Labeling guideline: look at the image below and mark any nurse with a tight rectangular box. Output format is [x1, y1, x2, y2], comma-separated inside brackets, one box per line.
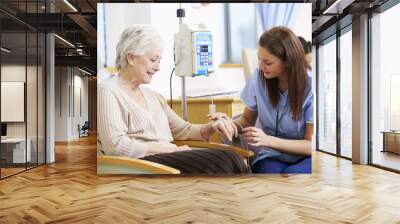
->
[211, 26, 314, 174]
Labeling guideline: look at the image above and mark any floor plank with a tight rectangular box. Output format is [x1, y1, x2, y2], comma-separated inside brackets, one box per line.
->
[372, 150, 400, 171]
[0, 135, 399, 223]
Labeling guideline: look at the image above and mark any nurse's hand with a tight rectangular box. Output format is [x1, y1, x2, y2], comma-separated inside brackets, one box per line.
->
[242, 127, 272, 147]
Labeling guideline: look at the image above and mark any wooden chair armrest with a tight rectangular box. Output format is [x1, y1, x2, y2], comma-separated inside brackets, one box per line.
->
[172, 140, 254, 158]
[97, 156, 180, 174]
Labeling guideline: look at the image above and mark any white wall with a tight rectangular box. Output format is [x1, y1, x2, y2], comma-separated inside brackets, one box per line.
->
[98, 3, 311, 98]
[98, 3, 228, 97]
[1, 65, 28, 138]
[103, 3, 152, 68]
[55, 67, 89, 141]
[72, 74, 89, 138]
[55, 67, 69, 141]
[292, 3, 312, 41]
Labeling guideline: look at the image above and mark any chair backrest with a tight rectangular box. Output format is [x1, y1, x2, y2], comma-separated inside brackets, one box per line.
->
[241, 48, 258, 81]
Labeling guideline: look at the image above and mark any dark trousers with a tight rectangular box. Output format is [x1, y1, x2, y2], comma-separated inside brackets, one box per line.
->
[252, 156, 312, 174]
[142, 149, 250, 174]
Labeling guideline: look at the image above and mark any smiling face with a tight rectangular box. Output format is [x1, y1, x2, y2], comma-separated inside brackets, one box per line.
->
[258, 46, 286, 79]
[127, 49, 162, 84]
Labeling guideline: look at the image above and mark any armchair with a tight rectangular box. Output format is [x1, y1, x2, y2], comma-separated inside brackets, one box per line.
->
[97, 156, 181, 174]
[242, 48, 258, 81]
[97, 140, 254, 174]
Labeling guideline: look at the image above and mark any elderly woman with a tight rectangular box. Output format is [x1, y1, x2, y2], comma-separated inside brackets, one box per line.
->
[98, 25, 248, 174]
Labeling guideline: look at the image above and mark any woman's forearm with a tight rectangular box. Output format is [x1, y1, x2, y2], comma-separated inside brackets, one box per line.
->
[268, 136, 312, 156]
[145, 141, 182, 155]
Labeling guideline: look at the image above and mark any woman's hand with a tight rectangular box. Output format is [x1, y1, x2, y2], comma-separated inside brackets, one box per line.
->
[242, 127, 273, 147]
[208, 112, 230, 121]
[209, 117, 238, 141]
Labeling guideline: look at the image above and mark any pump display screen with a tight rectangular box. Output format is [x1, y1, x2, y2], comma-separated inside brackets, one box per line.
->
[200, 45, 208, 52]
[194, 31, 213, 75]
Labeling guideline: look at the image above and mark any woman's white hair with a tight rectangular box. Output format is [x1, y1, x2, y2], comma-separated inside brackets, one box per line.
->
[115, 25, 163, 70]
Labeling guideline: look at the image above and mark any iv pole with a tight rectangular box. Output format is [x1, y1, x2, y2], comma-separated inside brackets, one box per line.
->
[177, 4, 188, 121]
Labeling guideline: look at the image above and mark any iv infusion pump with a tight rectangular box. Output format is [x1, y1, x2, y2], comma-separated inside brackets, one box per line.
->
[174, 23, 214, 77]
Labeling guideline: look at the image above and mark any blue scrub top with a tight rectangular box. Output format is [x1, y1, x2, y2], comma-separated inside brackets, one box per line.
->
[240, 69, 314, 164]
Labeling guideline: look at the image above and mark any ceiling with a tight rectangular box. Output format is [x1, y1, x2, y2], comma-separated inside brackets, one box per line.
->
[309, 0, 391, 43]
[0, 0, 394, 74]
[0, 0, 98, 74]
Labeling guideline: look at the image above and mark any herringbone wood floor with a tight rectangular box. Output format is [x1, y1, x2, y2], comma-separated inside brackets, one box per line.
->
[1, 135, 400, 223]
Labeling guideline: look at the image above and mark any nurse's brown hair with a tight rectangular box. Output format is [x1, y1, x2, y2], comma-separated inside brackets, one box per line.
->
[258, 26, 308, 121]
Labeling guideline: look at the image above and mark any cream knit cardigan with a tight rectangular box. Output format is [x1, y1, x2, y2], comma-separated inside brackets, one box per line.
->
[98, 76, 205, 158]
